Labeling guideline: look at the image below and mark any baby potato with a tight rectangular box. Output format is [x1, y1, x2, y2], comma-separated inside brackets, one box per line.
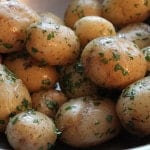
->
[4, 51, 59, 93]
[74, 16, 116, 48]
[59, 61, 98, 98]
[55, 96, 120, 148]
[142, 46, 150, 71]
[26, 22, 80, 65]
[32, 89, 67, 118]
[117, 23, 150, 49]
[116, 76, 150, 136]
[6, 110, 57, 150]
[0, 0, 40, 53]
[81, 36, 146, 89]
[102, 0, 150, 27]
[40, 12, 64, 25]
[0, 64, 31, 132]
[64, 0, 102, 28]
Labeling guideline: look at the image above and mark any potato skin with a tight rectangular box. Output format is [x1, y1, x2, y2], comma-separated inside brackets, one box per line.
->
[0, 64, 31, 132]
[4, 51, 59, 93]
[74, 16, 116, 48]
[26, 22, 80, 65]
[0, 0, 40, 53]
[64, 0, 102, 28]
[116, 76, 150, 136]
[81, 36, 146, 89]
[6, 111, 57, 150]
[55, 96, 120, 148]
[117, 23, 150, 49]
[32, 89, 67, 118]
[102, 0, 150, 27]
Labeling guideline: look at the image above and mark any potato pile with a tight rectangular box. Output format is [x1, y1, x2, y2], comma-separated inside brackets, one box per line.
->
[0, 0, 150, 149]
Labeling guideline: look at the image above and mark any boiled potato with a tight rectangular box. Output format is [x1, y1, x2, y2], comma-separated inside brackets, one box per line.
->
[32, 89, 67, 118]
[0, 0, 40, 53]
[117, 23, 150, 49]
[26, 22, 80, 65]
[102, 0, 150, 27]
[116, 76, 150, 136]
[74, 16, 116, 48]
[55, 96, 120, 148]
[64, 0, 102, 28]
[81, 36, 146, 89]
[40, 12, 64, 25]
[0, 64, 31, 132]
[4, 51, 59, 93]
[6, 110, 57, 150]
[59, 61, 98, 98]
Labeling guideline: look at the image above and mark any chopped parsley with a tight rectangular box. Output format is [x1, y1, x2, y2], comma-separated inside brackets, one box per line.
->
[47, 32, 55, 40]
[65, 105, 76, 111]
[11, 116, 18, 125]
[3, 43, 13, 49]
[45, 100, 59, 112]
[114, 63, 129, 76]
[31, 47, 39, 54]
[106, 115, 113, 123]
[112, 52, 120, 61]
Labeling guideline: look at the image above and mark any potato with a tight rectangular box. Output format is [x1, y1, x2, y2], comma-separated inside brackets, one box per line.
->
[6, 110, 57, 150]
[40, 12, 64, 25]
[81, 36, 146, 89]
[64, 0, 102, 28]
[59, 61, 98, 98]
[0, 64, 31, 132]
[116, 76, 150, 136]
[102, 0, 150, 27]
[117, 23, 150, 49]
[0, 0, 40, 53]
[55, 96, 120, 148]
[26, 22, 80, 65]
[4, 51, 59, 93]
[32, 89, 67, 118]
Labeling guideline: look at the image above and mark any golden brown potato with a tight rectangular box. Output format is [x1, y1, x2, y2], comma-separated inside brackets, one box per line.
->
[74, 16, 116, 48]
[142, 46, 150, 71]
[116, 76, 150, 136]
[26, 22, 80, 65]
[0, 64, 31, 132]
[117, 23, 150, 49]
[102, 0, 150, 27]
[81, 36, 146, 89]
[64, 0, 102, 28]
[32, 89, 67, 118]
[0, 0, 40, 53]
[55, 96, 120, 148]
[4, 51, 59, 93]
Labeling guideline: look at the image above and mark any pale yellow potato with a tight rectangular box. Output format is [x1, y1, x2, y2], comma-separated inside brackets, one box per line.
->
[6, 111, 57, 150]
[116, 76, 150, 136]
[32, 89, 67, 118]
[117, 23, 150, 49]
[59, 61, 98, 98]
[0, 64, 31, 132]
[81, 36, 146, 89]
[142, 46, 150, 71]
[74, 16, 116, 48]
[4, 51, 59, 93]
[55, 96, 120, 148]
[40, 12, 64, 25]
[102, 0, 150, 27]
[64, 0, 102, 28]
[26, 22, 80, 65]
[0, 0, 40, 53]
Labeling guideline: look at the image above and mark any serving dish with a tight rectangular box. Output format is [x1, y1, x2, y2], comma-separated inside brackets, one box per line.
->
[0, 0, 150, 149]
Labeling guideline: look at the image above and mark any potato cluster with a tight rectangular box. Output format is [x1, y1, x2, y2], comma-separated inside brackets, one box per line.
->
[0, 0, 150, 150]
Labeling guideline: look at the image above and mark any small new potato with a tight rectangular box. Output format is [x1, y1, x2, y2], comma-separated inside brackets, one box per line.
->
[4, 51, 59, 93]
[55, 96, 120, 148]
[74, 16, 116, 48]
[6, 110, 57, 150]
[117, 23, 150, 49]
[26, 22, 80, 65]
[0, 64, 31, 132]
[0, 0, 40, 53]
[81, 36, 146, 89]
[32, 89, 67, 118]
[64, 0, 102, 28]
[116, 76, 150, 136]
[102, 0, 150, 27]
